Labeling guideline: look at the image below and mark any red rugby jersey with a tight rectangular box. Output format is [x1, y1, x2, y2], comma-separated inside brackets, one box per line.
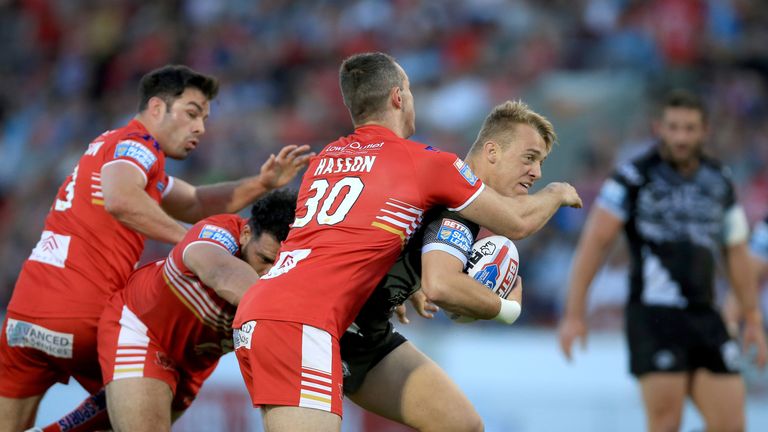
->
[9, 119, 170, 318]
[234, 125, 484, 338]
[117, 214, 244, 365]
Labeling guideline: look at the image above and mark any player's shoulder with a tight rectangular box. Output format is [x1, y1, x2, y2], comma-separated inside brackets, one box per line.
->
[194, 214, 244, 232]
[188, 214, 244, 255]
[613, 146, 658, 186]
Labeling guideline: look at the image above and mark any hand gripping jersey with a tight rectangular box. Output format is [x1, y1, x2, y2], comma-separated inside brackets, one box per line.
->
[100, 214, 244, 384]
[595, 147, 746, 308]
[234, 125, 484, 338]
[9, 120, 170, 318]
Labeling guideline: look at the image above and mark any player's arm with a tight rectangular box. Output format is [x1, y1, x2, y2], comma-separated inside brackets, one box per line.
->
[723, 207, 767, 367]
[183, 242, 259, 306]
[161, 145, 312, 223]
[458, 182, 581, 240]
[101, 162, 187, 244]
[420, 250, 518, 322]
[558, 206, 623, 360]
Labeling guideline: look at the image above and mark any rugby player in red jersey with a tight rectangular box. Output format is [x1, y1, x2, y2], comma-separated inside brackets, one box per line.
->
[0, 65, 311, 431]
[232, 52, 582, 432]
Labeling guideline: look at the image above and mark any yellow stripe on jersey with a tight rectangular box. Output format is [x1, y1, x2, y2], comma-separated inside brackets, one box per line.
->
[300, 393, 332, 403]
[91, 199, 104, 206]
[371, 221, 405, 242]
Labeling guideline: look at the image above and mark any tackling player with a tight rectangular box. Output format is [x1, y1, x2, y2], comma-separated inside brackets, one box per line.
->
[341, 100, 555, 431]
[0, 65, 311, 431]
[232, 52, 582, 432]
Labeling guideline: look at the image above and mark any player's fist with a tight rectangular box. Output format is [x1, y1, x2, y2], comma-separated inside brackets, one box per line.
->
[545, 182, 582, 208]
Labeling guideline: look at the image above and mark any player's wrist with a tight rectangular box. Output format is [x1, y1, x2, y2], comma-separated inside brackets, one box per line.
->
[493, 298, 521, 325]
[744, 308, 763, 325]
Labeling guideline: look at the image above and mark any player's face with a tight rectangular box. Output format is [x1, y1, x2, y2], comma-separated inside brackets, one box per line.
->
[395, 64, 416, 137]
[657, 107, 706, 166]
[241, 231, 280, 276]
[157, 88, 210, 160]
[488, 124, 548, 197]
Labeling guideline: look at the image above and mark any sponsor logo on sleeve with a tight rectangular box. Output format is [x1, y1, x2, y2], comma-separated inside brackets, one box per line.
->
[29, 230, 70, 268]
[114, 140, 157, 171]
[437, 218, 472, 253]
[6, 319, 74, 358]
[453, 158, 478, 186]
[233, 320, 256, 350]
[198, 225, 239, 255]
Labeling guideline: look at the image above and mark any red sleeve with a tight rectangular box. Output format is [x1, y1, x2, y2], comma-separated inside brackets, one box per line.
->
[410, 145, 485, 211]
[170, 215, 244, 274]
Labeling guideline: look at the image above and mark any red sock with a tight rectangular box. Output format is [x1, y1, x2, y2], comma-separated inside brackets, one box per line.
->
[40, 388, 111, 432]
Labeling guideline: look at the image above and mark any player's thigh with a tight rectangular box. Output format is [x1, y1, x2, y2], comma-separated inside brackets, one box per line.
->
[262, 405, 341, 432]
[348, 341, 482, 432]
[0, 394, 43, 432]
[638, 373, 688, 432]
[106, 377, 174, 432]
[690, 369, 745, 432]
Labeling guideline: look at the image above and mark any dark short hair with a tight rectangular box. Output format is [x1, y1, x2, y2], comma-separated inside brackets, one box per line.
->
[248, 189, 298, 242]
[137, 65, 219, 112]
[339, 52, 404, 125]
[661, 89, 707, 123]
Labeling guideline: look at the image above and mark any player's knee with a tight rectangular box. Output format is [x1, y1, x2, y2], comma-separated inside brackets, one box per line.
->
[705, 417, 744, 432]
[426, 411, 483, 432]
[647, 414, 681, 432]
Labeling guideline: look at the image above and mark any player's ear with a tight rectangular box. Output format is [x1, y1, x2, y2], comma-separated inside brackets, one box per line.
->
[240, 224, 252, 247]
[390, 86, 403, 109]
[484, 140, 498, 164]
[147, 96, 167, 119]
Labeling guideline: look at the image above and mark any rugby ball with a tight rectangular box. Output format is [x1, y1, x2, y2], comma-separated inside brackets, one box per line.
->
[449, 235, 520, 322]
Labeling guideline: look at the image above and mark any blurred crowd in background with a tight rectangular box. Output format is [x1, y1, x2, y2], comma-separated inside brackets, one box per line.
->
[2, 0, 768, 326]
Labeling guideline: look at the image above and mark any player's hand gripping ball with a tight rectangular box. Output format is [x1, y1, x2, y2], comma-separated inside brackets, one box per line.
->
[450, 235, 520, 322]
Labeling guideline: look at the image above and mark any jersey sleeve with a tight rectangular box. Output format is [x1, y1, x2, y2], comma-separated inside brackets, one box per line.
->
[421, 209, 478, 267]
[103, 135, 163, 185]
[412, 146, 484, 211]
[176, 215, 243, 269]
[594, 161, 641, 222]
[719, 168, 748, 246]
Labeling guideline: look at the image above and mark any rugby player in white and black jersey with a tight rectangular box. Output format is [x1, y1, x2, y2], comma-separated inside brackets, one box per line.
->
[341, 100, 556, 432]
[559, 90, 767, 432]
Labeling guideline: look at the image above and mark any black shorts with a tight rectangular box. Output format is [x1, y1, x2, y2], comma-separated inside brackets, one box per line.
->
[625, 304, 740, 377]
[340, 322, 408, 395]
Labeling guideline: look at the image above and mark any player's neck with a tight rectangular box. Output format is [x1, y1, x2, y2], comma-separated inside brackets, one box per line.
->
[356, 117, 409, 139]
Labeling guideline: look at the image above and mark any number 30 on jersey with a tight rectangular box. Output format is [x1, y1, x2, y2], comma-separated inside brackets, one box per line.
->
[293, 177, 363, 227]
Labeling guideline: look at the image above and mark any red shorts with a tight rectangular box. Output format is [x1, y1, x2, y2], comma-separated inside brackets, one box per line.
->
[98, 303, 216, 411]
[0, 312, 102, 398]
[234, 320, 343, 417]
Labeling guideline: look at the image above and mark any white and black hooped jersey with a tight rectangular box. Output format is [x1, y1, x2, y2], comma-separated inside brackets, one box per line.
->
[596, 147, 747, 309]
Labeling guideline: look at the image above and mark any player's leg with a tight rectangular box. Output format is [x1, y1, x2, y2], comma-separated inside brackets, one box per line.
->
[689, 370, 745, 432]
[106, 377, 173, 432]
[688, 310, 745, 432]
[638, 373, 688, 432]
[234, 320, 343, 432]
[348, 341, 483, 432]
[98, 304, 178, 432]
[0, 394, 43, 432]
[262, 406, 341, 432]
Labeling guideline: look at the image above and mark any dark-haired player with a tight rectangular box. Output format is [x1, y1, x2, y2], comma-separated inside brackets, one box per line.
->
[0, 65, 311, 431]
[559, 89, 767, 432]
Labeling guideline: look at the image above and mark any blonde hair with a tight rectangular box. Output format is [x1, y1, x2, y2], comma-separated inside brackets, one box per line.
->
[468, 100, 556, 156]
